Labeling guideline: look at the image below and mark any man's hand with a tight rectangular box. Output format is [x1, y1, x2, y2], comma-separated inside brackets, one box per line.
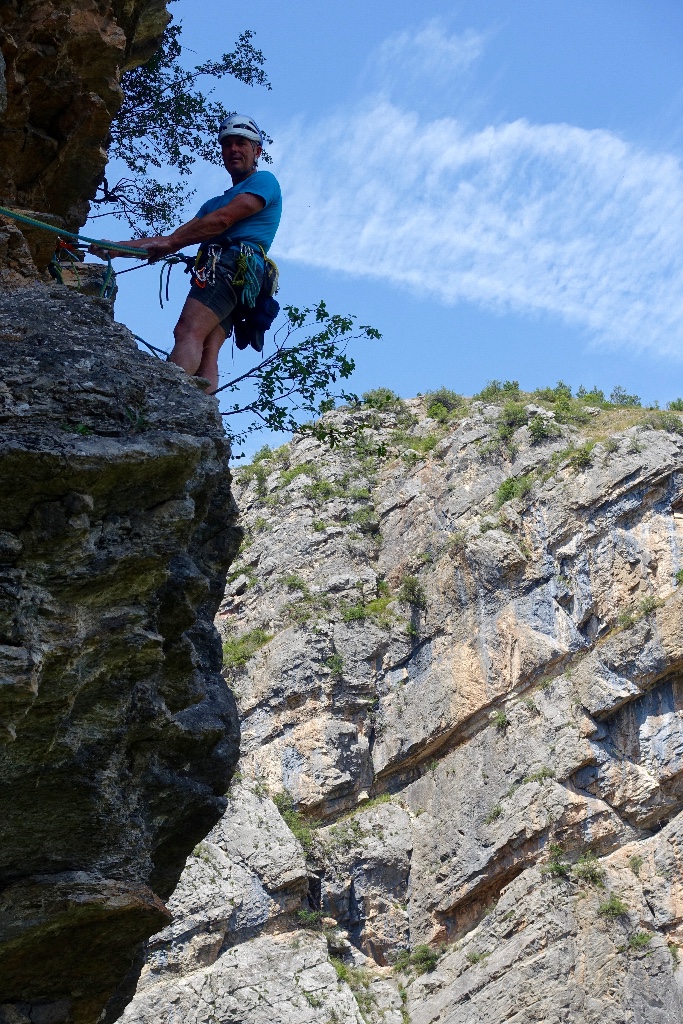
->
[87, 237, 172, 260]
[143, 236, 177, 261]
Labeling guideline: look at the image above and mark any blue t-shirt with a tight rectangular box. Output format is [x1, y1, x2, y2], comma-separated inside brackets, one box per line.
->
[195, 171, 282, 252]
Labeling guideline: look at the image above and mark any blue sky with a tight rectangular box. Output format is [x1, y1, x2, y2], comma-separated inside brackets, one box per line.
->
[92, 0, 683, 456]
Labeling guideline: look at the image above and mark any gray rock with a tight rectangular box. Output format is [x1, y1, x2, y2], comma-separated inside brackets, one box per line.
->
[126, 395, 683, 1022]
[0, 286, 240, 1022]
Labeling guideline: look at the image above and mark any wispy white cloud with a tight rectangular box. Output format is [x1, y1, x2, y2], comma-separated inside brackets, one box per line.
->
[373, 21, 485, 88]
[272, 100, 683, 355]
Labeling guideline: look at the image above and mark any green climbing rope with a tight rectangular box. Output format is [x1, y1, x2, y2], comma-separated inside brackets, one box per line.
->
[0, 205, 149, 258]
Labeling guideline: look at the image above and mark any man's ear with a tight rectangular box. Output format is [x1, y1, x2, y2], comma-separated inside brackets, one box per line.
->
[253, 143, 263, 163]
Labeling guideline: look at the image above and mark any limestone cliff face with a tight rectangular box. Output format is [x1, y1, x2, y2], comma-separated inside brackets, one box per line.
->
[124, 394, 683, 1022]
[0, 286, 241, 1023]
[0, 0, 169, 273]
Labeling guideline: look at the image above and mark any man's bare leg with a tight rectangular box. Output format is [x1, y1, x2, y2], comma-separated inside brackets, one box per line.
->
[170, 297, 222, 375]
[196, 324, 228, 393]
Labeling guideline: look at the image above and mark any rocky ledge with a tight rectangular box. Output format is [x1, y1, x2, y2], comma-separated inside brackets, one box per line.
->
[0, 285, 240, 1024]
[124, 386, 683, 1023]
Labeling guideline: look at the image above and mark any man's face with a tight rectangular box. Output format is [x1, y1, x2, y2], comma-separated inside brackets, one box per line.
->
[221, 135, 261, 174]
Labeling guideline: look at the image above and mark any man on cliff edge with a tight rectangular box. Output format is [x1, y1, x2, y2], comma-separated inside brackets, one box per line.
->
[92, 114, 282, 393]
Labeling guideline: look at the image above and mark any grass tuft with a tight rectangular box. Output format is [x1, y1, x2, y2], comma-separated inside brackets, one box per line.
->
[598, 893, 629, 919]
[541, 843, 570, 879]
[223, 628, 272, 668]
[628, 930, 652, 951]
[273, 791, 317, 852]
[495, 474, 533, 508]
[572, 851, 605, 886]
[628, 854, 644, 876]
[490, 709, 509, 731]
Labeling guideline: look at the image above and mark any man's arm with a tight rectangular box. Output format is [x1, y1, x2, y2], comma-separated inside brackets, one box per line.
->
[90, 192, 265, 260]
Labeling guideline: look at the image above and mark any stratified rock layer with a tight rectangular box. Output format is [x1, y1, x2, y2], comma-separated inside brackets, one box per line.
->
[0, 285, 241, 1023]
[124, 393, 683, 1023]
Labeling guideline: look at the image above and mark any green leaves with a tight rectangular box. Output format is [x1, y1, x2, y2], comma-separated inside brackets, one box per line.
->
[95, 24, 271, 231]
[216, 302, 380, 449]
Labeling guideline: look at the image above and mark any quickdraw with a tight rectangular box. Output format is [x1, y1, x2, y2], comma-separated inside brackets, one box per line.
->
[192, 243, 223, 289]
[48, 237, 116, 299]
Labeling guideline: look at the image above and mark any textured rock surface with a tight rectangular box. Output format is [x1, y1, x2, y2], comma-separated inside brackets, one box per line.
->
[125, 393, 683, 1022]
[0, 284, 241, 1022]
[0, 0, 169, 274]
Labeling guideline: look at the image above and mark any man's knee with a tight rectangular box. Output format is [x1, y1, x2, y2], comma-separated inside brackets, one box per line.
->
[174, 316, 194, 344]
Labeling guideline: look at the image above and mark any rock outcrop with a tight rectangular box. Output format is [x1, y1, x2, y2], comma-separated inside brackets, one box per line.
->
[123, 390, 683, 1022]
[0, 286, 241, 1023]
[0, 0, 169, 274]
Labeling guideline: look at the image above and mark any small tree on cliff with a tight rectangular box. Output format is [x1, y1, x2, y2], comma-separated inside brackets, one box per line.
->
[216, 302, 381, 452]
[95, 11, 382, 450]
[92, 16, 271, 232]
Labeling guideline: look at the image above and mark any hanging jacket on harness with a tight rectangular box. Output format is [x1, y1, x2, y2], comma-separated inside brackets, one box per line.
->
[233, 250, 280, 353]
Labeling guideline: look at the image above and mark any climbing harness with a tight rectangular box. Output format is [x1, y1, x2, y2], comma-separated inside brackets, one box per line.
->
[0, 203, 281, 356]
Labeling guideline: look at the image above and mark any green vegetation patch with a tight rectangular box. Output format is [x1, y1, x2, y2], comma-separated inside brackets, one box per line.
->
[490, 709, 509, 731]
[273, 791, 317, 852]
[528, 415, 559, 444]
[495, 473, 534, 508]
[524, 767, 555, 784]
[223, 627, 272, 668]
[279, 461, 318, 486]
[362, 387, 405, 411]
[572, 851, 605, 886]
[569, 440, 596, 469]
[465, 949, 490, 965]
[628, 854, 644, 876]
[598, 893, 629, 919]
[646, 411, 683, 436]
[410, 944, 441, 975]
[425, 387, 465, 423]
[238, 459, 270, 498]
[282, 573, 309, 593]
[341, 602, 367, 622]
[474, 379, 521, 403]
[541, 843, 570, 879]
[296, 908, 323, 929]
[628, 930, 652, 951]
[392, 944, 442, 975]
[303, 479, 339, 502]
[398, 575, 427, 609]
[324, 654, 344, 677]
[484, 804, 503, 824]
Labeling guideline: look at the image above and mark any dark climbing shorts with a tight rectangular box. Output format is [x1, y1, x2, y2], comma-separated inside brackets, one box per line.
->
[187, 250, 264, 337]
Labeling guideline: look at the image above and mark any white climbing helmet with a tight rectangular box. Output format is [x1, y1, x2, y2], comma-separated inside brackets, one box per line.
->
[218, 114, 263, 146]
